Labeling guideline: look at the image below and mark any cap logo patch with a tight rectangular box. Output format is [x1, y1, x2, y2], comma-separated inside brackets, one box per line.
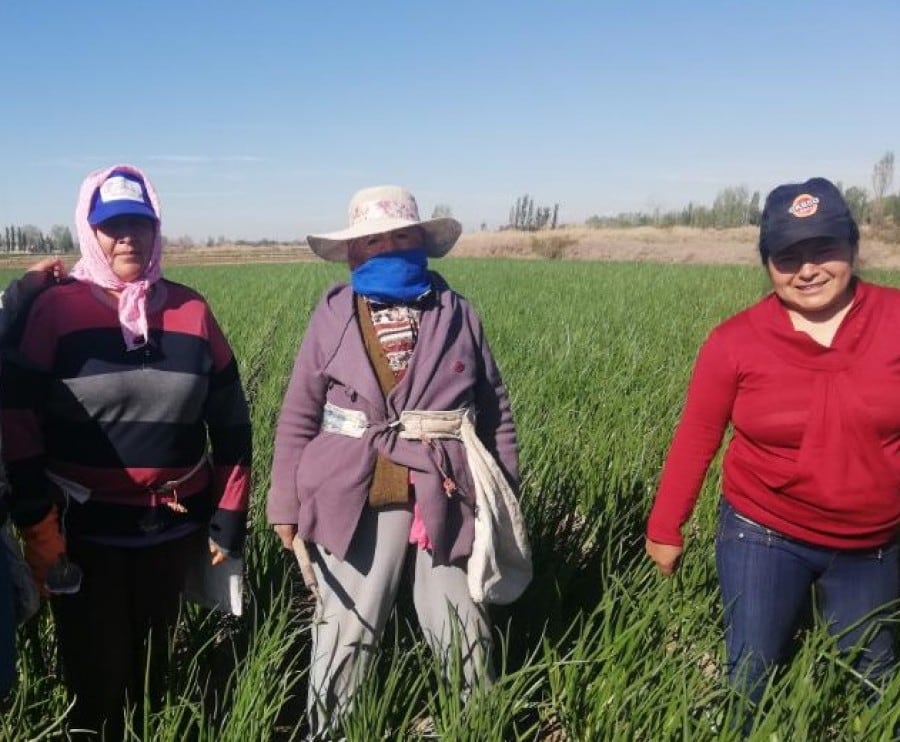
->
[98, 176, 145, 204]
[788, 194, 819, 218]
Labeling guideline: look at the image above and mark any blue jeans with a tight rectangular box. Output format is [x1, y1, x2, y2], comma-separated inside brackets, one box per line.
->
[715, 500, 898, 705]
[0, 544, 16, 699]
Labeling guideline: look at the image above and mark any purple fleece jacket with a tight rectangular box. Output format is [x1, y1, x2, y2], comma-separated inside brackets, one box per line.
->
[267, 273, 519, 565]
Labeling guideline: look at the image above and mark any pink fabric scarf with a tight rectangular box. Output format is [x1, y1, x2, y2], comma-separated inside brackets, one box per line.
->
[71, 164, 163, 351]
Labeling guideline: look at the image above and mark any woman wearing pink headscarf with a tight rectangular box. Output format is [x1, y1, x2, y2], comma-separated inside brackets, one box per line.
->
[1, 164, 252, 736]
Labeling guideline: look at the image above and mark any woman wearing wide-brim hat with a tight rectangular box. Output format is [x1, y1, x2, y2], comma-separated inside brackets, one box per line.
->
[267, 185, 529, 735]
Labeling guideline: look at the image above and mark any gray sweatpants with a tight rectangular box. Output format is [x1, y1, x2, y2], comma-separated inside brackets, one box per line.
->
[307, 505, 493, 734]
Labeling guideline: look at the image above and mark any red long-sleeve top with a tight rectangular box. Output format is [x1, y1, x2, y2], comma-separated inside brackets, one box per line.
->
[647, 279, 900, 550]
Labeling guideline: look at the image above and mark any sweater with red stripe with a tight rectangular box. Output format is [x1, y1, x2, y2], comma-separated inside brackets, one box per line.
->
[647, 279, 900, 550]
[1, 278, 252, 552]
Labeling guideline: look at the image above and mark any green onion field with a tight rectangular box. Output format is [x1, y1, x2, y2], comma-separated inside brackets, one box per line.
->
[6, 259, 900, 741]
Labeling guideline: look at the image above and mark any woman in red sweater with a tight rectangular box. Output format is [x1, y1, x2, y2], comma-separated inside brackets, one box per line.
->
[646, 177, 899, 707]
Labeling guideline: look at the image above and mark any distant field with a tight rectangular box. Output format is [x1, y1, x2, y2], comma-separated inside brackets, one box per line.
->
[6, 260, 900, 739]
[3, 224, 898, 271]
[453, 225, 900, 267]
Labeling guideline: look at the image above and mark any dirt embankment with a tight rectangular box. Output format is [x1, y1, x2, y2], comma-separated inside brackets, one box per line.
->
[453, 226, 900, 269]
[3, 227, 898, 269]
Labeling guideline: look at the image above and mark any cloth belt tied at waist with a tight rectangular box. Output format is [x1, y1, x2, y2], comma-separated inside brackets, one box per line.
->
[320, 402, 532, 604]
[46, 454, 209, 512]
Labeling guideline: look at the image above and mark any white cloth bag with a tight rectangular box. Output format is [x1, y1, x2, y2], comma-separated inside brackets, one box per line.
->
[398, 408, 532, 604]
[322, 404, 532, 604]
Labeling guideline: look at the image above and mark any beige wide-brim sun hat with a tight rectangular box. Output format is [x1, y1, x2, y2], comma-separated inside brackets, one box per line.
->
[306, 185, 462, 263]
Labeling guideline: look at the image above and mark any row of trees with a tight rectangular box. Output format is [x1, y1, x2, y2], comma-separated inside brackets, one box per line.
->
[432, 200, 561, 232]
[871, 151, 895, 227]
[2, 225, 75, 253]
[585, 151, 900, 233]
[508, 195, 559, 231]
[586, 186, 762, 229]
[8, 152, 897, 247]
[0, 228, 309, 253]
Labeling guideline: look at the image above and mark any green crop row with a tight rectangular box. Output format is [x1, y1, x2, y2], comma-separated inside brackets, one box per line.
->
[3, 260, 900, 740]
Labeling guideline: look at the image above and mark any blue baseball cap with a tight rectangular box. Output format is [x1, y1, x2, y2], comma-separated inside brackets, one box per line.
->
[759, 177, 858, 263]
[87, 169, 158, 226]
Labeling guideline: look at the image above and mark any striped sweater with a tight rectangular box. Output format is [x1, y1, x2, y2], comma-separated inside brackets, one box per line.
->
[0, 278, 252, 553]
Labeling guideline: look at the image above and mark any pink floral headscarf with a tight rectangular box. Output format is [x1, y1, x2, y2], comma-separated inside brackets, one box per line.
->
[72, 164, 163, 351]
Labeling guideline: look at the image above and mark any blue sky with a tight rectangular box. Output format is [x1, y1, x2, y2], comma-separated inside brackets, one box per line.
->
[1, 1, 898, 241]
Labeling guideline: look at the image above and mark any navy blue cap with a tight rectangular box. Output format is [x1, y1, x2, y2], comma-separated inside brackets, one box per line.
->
[88, 169, 158, 226]
[759, 177, 858, 262]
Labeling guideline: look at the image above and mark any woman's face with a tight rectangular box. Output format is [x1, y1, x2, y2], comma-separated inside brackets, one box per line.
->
[347, 226, 424, 270]
[93, 215, 156, 282]
[767, 238, 856, 319]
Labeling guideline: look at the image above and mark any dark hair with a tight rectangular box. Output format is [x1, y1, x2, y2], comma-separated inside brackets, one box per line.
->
[759, 229, 860, 265]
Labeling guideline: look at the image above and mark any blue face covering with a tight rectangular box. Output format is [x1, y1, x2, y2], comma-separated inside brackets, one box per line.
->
[351, 247, 431, 303]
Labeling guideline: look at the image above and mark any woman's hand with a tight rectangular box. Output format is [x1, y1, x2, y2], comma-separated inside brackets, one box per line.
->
[19, 506, 67, 597]
[646, 538, 683, 576]
[24, 257, 65, 286]
[273, 524, 297, 550]
[209, 540, 229, 566]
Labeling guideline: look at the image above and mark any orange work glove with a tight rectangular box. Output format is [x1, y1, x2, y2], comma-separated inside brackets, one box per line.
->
[18, 507, 66, 598]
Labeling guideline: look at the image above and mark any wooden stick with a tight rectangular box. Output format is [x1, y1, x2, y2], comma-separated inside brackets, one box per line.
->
[291, 534, 321, 602]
